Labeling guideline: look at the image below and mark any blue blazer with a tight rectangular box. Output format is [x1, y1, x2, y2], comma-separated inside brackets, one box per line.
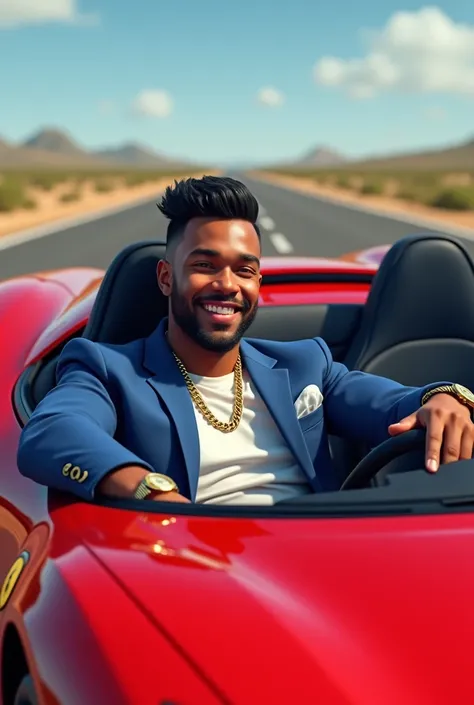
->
[17, 318, 446, 501]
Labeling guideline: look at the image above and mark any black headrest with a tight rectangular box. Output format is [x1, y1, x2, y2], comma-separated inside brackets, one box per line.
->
[343, 233, 474, 373]
[83, 240, 167, 344]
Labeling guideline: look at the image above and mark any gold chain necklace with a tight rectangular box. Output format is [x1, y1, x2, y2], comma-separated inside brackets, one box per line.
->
[170, 346, 244, 433]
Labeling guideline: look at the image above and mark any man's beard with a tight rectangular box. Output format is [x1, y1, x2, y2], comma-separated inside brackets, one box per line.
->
[169, 282, 258, 353]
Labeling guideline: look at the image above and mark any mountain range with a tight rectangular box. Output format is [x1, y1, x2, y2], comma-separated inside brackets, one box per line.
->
[1, 127, 473, 172]
[292, 146, 347, 167]
[282, 135, 474, 171]
[0, 128, 193, 169]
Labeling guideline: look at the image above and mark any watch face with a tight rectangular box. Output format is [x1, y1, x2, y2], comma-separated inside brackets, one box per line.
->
[454, 384, 474, 404]
[145, 474, 175, 492]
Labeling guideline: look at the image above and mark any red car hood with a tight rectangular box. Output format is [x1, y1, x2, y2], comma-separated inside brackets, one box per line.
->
[72, 506, 474, 704]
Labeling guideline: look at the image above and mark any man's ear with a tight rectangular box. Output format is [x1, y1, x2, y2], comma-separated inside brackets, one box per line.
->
[157, 259, 172, 297]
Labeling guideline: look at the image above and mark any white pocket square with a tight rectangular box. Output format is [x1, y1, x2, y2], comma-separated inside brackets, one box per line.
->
[294, 384, 324, 419]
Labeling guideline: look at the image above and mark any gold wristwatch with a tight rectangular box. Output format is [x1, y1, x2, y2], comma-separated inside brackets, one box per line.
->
[134, 473, 178, 500]
[421, 383, 474, 410]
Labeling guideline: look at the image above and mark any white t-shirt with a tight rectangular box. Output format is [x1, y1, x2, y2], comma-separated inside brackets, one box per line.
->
[188, 369, 313, 505]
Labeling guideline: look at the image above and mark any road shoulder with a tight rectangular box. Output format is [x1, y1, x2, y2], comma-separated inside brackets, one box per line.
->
[251, 171, 474, 238]
[0, 171, 220, 239]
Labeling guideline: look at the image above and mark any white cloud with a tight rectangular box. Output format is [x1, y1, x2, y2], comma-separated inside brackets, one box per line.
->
[132, 90, 173, 118]
[314, 7, 474, 98]
[0, 0, 98, 28]
[257, 87, 285, 107]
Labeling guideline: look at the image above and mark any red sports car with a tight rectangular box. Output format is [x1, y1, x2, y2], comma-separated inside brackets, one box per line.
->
[1, 233, 474, 705]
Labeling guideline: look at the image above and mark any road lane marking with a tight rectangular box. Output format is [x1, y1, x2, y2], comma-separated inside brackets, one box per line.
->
[259, 216, 275, 230]
[255, 200, 295, 254]
[270, 232, 294, 254]
[249, 175, 474, 241]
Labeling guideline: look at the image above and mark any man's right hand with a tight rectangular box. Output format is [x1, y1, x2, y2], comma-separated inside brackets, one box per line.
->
[97, 465, 190, 502]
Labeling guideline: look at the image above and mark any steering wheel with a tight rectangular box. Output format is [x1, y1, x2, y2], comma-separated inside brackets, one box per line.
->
[340, 429, 427, 490]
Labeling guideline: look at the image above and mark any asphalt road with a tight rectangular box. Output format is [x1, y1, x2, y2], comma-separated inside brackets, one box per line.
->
[244, 173, 474, 259]
[1, 171, 473, 281]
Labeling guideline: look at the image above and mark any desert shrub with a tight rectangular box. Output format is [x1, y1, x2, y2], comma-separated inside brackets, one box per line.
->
[0, 178, 28, 212]
[94, 179, 114, 193]
[60, 190, 81, 203]
[28, 173, 60, 191]
[360, 180, 384, 195]
[395, 180, 439, 205]
[430, 187, 474, 211]
[336, 175, 351, 189]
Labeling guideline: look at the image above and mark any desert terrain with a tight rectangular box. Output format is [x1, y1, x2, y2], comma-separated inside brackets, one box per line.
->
[259, 136, 474, 231]
[0, 128, 215, 237]
[2, 128, 474, 237]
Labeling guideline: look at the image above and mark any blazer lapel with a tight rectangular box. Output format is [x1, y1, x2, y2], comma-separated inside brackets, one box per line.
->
[142, 323, 322, 498]
[240, 341, 322, 491]
[142, 320, 200, 500]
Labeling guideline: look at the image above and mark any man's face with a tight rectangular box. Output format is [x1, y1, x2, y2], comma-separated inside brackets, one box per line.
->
[158, 218, 262, 352]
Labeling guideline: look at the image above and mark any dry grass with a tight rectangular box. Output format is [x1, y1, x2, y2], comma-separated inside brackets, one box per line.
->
[264, 168, 474, 211]
[0, 167, 218, 237]
[0, 167, 206, 213]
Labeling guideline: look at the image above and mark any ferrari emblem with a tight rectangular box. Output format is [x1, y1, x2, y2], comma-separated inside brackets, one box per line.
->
[0, 551, 29, 610]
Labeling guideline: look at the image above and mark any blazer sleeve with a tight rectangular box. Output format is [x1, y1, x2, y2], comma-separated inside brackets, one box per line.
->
[17, 337, 153, 501]
[315, 337, 453, 447]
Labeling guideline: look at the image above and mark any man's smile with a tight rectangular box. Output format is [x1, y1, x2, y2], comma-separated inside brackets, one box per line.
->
[198, 300, 243, 324]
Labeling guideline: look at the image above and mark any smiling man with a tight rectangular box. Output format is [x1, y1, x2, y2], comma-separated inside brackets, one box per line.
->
[17, 176, 474, 505]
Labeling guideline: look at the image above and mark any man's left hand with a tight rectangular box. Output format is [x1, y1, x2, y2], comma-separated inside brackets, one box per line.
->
[388, 393, 474, 473]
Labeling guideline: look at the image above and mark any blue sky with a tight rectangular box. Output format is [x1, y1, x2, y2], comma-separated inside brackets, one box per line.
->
[0, 0, 473, 164]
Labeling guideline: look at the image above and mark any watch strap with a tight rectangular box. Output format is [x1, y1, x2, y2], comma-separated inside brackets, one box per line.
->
[421, 383, 474, 410]
[134, 481, 153, 500]
[421, 384, 456, 406]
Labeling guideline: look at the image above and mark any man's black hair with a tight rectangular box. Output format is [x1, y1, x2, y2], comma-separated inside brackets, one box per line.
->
[157, 175, 261, 256]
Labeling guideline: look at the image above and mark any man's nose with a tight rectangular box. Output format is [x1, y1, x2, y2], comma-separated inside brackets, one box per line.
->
[211, 268, 239, 294]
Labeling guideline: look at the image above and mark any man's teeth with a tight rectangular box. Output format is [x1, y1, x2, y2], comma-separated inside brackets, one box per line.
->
[203, 304, 236, 315]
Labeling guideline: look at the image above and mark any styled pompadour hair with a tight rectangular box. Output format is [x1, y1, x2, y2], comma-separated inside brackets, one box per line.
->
[157, 175, 261, 256]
